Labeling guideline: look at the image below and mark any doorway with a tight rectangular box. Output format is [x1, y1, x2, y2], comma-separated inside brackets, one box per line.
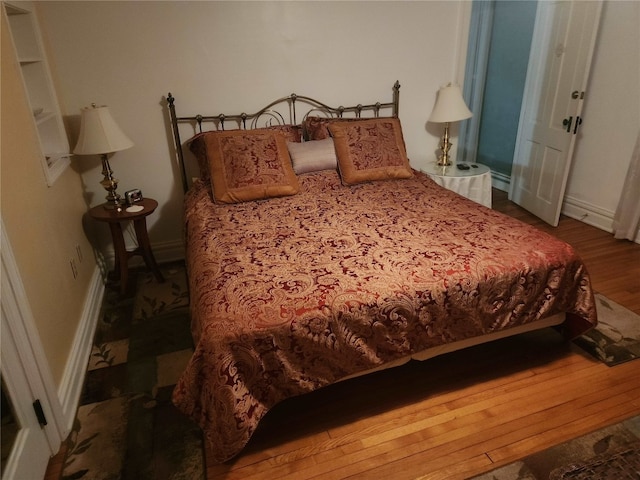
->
[1, 379, 19, 476]
[1, 222, 63, 479]
[462, 0, 603, 228]
[460, 1, 538, 189]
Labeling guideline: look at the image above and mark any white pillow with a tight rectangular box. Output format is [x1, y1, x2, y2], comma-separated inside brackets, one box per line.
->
[287, 138, 337, 174]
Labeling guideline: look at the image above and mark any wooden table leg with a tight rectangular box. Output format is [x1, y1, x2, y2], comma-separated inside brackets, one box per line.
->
[108, 222, 129, 295]
[133, 218, 165, 284]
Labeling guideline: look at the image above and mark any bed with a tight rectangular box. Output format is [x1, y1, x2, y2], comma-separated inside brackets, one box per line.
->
[166, 81, 597, 463]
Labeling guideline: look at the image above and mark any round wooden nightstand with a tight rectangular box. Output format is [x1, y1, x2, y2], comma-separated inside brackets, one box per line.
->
[89, 198, 165, 294]
[421, 162, 492, 208]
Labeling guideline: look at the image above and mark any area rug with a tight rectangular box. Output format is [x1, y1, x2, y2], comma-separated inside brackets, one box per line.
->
[60, 261, 204, 480]
[549, 440, 640, 479]
[573, 294, 640, 366]
[471, 415, 640, 480]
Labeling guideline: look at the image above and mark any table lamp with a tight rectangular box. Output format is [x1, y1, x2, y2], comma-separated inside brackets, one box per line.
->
[428, 83, 472, 166]
[74, 104, 134, 210]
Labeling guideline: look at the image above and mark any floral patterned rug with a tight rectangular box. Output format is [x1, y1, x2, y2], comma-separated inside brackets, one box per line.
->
[573, 294, 640, 366]
[61, 261, 204, 480]
[471, 416, 640, 479]
[550, 441, 640, 480]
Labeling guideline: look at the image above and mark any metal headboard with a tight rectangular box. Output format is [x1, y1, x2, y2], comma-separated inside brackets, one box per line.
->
[167, 80, 401, 193]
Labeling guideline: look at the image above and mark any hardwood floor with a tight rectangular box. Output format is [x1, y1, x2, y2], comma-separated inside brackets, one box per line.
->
[44, 190, 640, 480]
[205, 190, 640, 480]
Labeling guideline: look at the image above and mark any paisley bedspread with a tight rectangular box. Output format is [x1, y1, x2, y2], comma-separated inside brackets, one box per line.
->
[172, 170, 597, 463]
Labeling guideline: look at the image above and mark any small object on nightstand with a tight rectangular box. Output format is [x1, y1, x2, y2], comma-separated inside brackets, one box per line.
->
[89, 197, 164, 295]
[457, 163, 470, 170]
[125, 188, 143, 205]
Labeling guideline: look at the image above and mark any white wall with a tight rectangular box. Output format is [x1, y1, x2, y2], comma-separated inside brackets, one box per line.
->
[37, 1, 470, 260]
[563, 0, 640, 233]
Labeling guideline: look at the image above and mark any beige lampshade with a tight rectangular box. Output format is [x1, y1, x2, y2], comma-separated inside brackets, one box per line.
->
[74, 104, 134, 155]
[428, 84, 473, 123]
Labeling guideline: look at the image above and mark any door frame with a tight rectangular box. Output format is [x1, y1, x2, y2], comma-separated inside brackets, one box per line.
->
[1, 219, 64, 477]
[459, 0, 495, 166]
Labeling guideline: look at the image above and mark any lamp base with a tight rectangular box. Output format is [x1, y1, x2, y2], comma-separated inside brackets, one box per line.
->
[436, 156, 452, 167]
[102, 200, 124, 212]
[436, 122, 452, 167]
[100, 154, 124, 211]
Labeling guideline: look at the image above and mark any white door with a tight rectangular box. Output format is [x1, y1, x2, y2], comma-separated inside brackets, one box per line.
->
[1, 223, 62, 480]
[509, 0, 602, 226]
[1, 312, 53, 480]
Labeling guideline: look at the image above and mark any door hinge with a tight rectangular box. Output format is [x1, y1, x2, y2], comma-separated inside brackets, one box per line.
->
[33, 399, 48, 427]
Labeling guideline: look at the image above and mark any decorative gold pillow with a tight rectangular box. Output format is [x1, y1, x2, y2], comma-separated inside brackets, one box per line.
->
[189, 125, 302, 180]
[196, 128, 299, 203]
[328, 118, 413, 185]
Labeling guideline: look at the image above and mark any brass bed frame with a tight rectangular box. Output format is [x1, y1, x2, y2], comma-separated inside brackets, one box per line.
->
[166, 80, 401, 193]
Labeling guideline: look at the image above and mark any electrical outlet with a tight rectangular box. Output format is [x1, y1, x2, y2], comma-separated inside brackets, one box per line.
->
[76, 244, 83, 263]
[70, 259, 78, 279]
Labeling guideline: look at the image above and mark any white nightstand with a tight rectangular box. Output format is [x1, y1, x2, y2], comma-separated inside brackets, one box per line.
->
[421, 162, 492, 208]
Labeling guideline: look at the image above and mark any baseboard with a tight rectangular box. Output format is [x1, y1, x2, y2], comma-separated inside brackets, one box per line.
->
[490, 171, 510, 192]
[487, 175, 639, 243]
[57, 265, 105, 435]
[562, 195, 640, 243]
[102, 238, 185, 270]
[561, 195, 615, 233]
[151, 238, 186, 264]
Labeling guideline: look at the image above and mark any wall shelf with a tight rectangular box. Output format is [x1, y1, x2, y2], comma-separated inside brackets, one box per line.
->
[4, 1, 70, 186]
